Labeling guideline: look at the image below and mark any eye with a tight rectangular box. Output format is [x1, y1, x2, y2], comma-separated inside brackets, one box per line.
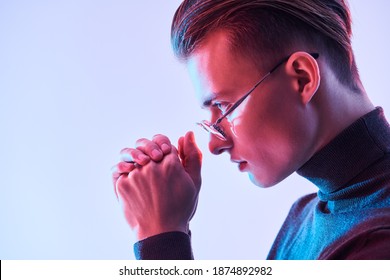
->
[213, 102, 232, 115]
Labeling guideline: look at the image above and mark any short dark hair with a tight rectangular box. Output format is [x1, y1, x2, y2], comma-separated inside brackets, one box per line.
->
[171, 0, 361, 91]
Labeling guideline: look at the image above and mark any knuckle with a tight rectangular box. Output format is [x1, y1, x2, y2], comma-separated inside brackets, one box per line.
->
[135, 138, 149, 146]
[117, 161, 130, 170]
[138, 142, 160, 157]
[163, 152, 180, 166]
[116, 175, 131, 194]
[152, 134, 169, 142]
[129, 149, 141, 157]
[112, 172, 123, 184]
[136, 138, 157, 151]
[153, 134, 171, 148]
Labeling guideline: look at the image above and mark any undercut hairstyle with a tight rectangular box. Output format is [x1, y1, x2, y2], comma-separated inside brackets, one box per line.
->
[171, 0, 361, 91]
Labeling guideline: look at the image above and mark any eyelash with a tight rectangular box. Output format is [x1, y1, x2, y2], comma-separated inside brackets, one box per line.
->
[213, 102, 234, 116]
[213, 102, 228, 112]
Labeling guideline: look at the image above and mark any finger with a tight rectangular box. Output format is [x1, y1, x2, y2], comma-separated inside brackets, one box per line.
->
[181, 131, 202, 189]
[178, 136, 185, 161]
[111, 162, 136, 198]
[169, 143, 179, 157]
[152, 134, 172, 155]
[116, 161, 137, 173]
[115, 175, 130, 202]
[136, 138, 164, 161]
[120, 148, 150, 166]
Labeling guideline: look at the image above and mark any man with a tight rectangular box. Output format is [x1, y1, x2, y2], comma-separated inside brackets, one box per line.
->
[112, 0, 390, 259]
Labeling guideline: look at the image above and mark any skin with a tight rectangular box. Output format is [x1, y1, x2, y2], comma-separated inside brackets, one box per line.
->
[112, 132, 202, 240]
[112, 29, 375, 240]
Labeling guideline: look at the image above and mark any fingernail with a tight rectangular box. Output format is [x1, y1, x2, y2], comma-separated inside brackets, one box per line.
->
[188, 131, 195, 143]
[121, 153, 134, 162]
[152, 149, 163, 159]
[138, 154, 149, 162]
[161, 143, 170, 153]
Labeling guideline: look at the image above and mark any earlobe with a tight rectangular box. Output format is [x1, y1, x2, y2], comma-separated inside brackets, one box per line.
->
[287, 52, 321, 105]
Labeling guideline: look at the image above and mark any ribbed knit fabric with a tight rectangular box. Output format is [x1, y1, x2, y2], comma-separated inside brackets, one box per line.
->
[134, 231, 193, 260]
[268, 107, 390, 259]
[134, 107, 390, 260]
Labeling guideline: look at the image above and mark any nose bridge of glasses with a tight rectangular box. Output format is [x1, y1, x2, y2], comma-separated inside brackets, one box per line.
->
[196, 120, 227, 140]
[211, 122, 227, 140]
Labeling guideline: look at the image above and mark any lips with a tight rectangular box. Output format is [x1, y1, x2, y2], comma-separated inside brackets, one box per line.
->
[238, 161, 248, 171]
[231, 158, 248, 171]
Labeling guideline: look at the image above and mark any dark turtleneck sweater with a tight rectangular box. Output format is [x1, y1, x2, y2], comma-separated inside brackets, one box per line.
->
[134, 108, 390, 260]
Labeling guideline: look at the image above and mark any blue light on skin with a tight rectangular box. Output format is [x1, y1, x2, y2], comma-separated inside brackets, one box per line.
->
[248, 172, 265, 188]
[187, 59, 209, 109]
[188, 55, 264, 186]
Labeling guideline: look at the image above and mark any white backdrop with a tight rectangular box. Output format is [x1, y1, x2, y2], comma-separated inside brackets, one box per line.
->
[1, 0, 389, 260]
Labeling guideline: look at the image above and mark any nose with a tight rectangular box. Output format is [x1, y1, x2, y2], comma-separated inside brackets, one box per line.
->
[208, 131, 233, 155]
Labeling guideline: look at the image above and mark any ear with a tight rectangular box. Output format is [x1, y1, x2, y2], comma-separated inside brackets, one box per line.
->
[285, 52, 320, 105]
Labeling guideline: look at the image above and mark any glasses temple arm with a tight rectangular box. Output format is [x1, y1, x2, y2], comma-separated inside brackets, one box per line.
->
[215, 72, 271, 124]
[269, 52, 319, 74]
[215, 52, 319, 125]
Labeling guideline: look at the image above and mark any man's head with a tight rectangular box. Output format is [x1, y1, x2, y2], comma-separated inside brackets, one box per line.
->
[171, 0, 361, 90]
[170, 0, 369, 187]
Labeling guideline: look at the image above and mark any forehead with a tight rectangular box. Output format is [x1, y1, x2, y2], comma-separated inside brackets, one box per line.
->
[186, 30, 260, 107]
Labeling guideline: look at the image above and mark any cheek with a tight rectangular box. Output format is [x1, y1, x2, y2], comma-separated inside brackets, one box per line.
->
[231, 116, 301, 188]
[231, 105, 308, 166]
[230, 97, 262, 139]
[230, 116, 259, 143]
[230, 101, 282, 147]
[229, 86, 308, 155]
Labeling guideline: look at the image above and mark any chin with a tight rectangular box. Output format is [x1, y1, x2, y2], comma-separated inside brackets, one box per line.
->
[248, 173, 276, 188]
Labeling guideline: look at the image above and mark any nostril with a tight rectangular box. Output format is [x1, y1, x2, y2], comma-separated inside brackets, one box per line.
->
[215, 149, 226, 155]
[209, 135, 233, 155]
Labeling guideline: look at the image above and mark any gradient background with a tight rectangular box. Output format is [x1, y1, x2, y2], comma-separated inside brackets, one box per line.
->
[1, 0, 389, 260]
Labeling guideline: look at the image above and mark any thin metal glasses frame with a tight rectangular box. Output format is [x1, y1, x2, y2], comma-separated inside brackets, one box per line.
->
[197, 52, 319, 141]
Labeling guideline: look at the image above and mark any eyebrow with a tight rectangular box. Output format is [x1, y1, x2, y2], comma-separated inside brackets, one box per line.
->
[202, 98, 213, 108]
[201, 90, 232, 108]
[201, 93, 217, 108]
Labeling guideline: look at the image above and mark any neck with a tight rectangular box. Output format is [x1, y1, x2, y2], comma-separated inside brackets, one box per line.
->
[311, 67, 375, 154]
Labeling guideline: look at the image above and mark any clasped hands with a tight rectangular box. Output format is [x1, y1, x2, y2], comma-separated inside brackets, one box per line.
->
[112, 131, 202, 240]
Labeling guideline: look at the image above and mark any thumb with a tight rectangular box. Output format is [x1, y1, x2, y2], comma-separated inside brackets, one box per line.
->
[179, 131, 202, 189]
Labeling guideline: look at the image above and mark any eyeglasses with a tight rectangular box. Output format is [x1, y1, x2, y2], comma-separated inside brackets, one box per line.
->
[197, 52, 319, 141]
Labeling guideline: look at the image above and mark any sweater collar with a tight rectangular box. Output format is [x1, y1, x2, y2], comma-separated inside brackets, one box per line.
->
[297, 107, 390, 200]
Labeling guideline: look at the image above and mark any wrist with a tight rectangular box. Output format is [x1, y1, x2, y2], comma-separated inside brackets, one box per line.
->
[137, 224, 189, 241]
